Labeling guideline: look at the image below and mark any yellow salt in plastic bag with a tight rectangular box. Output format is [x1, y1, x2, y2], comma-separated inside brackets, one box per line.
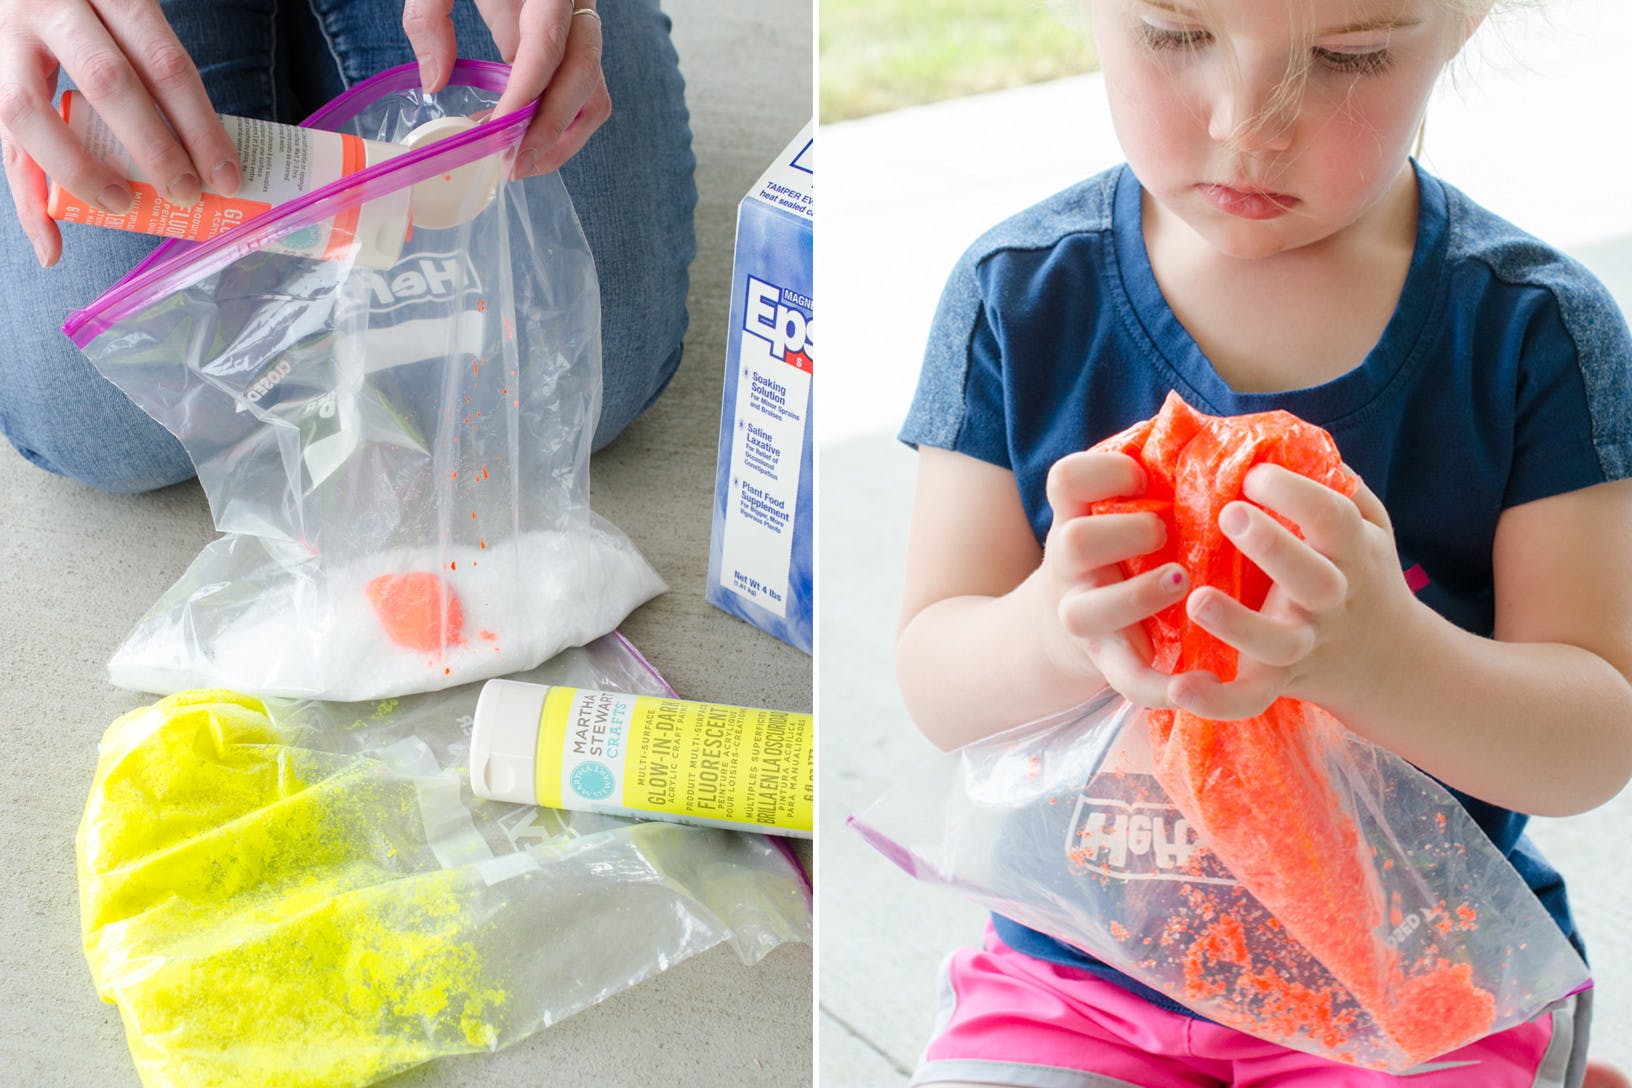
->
[78, 682, 809, 1088]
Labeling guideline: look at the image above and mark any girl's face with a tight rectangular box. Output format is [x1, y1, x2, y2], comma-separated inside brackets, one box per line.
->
[1093, 0, 1478, 259]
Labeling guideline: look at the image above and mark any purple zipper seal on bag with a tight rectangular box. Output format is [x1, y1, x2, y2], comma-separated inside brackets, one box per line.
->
[64, 60, 532, 347]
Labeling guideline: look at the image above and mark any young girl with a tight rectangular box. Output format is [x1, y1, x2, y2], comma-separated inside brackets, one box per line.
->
[896, 0, 1632, 1084]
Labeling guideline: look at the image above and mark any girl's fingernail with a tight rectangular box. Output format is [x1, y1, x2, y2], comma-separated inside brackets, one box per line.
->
[513, 148, 539, 179]
[1167, 567, 1187, 590]
[1195, 594, 1220, 623]
[1220, 505, 1248, 535]
[97, 184, 133, 214]
[418, 55, 436, 90]
[32, 236, 49, 266]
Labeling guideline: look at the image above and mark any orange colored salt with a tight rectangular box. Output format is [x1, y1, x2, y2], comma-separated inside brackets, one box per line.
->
[1090, 392, 1494, 1060]
[364, 572, 465, 652]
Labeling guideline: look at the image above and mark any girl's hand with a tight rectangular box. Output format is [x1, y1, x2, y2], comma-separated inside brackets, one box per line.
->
[1166, 463, 1417, 720]
[1041, 450, 1190, 708]
[0, 0, 240, 267]
[404, 0, 608, 180]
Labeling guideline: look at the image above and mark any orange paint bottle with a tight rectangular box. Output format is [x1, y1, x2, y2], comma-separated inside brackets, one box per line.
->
[49, 90, 409, 265]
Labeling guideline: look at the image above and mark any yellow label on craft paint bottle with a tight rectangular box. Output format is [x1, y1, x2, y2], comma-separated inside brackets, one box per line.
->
[532, 687, 813, 837]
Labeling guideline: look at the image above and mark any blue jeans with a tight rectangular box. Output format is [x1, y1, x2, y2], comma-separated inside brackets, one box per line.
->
[0, 0, 695, 492]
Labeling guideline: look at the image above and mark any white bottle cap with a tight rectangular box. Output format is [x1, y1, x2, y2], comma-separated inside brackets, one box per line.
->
[402, 116, 503, 230]
[345, 139, 413, 268]
[350, 194, 412, 268]
[469, 678, 550, 805]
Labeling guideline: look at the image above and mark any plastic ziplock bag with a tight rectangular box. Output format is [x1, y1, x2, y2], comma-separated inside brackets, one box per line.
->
[851, 694, 1589, 1071]
[67, 60, 664, 700]
[78, 633, 812, 1088]
[857, 392, 1593, 1071]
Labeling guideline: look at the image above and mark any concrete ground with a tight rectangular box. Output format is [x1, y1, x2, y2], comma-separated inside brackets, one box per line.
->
[820, 1, 1632, 1082]
[0, 2, 813, 1086]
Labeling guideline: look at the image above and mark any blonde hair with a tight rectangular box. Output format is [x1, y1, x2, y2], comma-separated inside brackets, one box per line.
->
[1215, 0, 1500, 156]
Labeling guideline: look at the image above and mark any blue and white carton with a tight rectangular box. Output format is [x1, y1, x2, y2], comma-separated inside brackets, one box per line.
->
[707, 122, 814, 653]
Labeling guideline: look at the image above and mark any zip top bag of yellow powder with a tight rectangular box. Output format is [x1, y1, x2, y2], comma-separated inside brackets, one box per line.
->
[77, 645, 810, 1088]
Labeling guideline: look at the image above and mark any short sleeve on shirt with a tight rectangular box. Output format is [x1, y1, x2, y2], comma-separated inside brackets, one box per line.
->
[1500, 262, 1632, 508]
[900, 173, 1120, 471]
[900, 245, 1012, 469]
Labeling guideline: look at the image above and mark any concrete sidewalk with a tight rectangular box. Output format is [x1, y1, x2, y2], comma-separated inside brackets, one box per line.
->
[820, 1, 1632, 1081]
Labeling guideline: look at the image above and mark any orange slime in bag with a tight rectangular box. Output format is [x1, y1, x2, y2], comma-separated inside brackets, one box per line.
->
[1089, 392, 1494, 1060]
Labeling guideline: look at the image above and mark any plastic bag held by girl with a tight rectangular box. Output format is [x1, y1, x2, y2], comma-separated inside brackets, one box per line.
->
[66, 61, 664, 700]
[852, 394, 1589, 1071]
[78, 634, 812, 1088]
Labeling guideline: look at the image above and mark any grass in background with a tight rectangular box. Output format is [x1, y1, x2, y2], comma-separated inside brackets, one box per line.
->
[820, 0, 1098, 123]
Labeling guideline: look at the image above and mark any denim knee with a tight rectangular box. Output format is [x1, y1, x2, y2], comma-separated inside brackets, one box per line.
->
[0, 350, 194, 494]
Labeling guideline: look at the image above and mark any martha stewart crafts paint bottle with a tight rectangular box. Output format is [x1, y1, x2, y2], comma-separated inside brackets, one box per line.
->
[48, 92, 499, 268]
[469, 679, 814, 838]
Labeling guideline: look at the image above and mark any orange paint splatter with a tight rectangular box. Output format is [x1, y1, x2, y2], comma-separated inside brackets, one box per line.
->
[479, 630, 498, 642]
[365, 572, 464, 652]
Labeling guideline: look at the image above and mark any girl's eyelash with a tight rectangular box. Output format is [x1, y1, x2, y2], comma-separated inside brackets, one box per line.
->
[1137, 22, 1210, 53]
[1136, 21, 1395, 77]
[1315, 48, 1394, 75]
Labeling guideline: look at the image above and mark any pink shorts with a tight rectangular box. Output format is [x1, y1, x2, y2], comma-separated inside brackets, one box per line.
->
[913, 925, 1589, 1088]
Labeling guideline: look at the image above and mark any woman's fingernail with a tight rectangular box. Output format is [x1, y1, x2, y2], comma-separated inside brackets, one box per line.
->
[211, 160, 241, 196]
[31, 236, 49, 266]
[418, 55, 436, 90]
[1195, 593, 1221, 623]
[97, 184, 133, 214]
[1220, 505, 1248, 536]
[167, 172, 202, 206]
[1167, 567, 1187, 590]
[513, 148, 539, 179]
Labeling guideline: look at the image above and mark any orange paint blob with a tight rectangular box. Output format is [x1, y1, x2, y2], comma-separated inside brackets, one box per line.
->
[364, 572, 465, 653]
[1091, 393, 1494, 1060]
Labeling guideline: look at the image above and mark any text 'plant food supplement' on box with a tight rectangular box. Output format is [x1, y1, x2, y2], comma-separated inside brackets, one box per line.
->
[707, 122, 814, 653]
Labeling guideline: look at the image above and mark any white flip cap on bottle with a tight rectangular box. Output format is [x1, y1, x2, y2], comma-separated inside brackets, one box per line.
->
[469, 678, 550, 805]
[402, 116, 503, 229]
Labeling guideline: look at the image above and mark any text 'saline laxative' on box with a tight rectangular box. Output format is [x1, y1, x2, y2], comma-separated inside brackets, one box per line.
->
[707, 122, 814, 654]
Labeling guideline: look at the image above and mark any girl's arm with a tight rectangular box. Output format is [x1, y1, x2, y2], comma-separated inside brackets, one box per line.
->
[897, 446, 1186, 749]
[1173, 469, 1632, 817]
[1349, 478, 1632, 815]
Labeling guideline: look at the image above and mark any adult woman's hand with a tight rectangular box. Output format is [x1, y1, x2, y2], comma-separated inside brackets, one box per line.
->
[403, 0, 608, 180]
[0, 0, 240, 266]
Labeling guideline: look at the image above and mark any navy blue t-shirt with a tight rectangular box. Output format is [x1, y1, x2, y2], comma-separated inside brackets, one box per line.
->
[901, 162, 1632, 1015]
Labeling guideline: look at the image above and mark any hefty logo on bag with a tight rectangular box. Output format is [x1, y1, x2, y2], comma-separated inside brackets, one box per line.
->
[338, 250, 485, 321]
[1065, 774, 1235, 885]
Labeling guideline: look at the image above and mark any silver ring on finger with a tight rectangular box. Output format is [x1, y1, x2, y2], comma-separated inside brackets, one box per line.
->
[571, 7, 600, 22]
